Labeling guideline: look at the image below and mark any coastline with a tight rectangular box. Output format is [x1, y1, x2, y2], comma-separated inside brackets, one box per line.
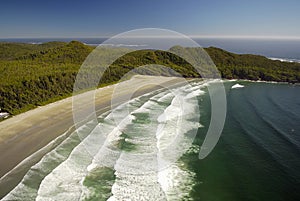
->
[1, 76, 297, 198]
[224, 78, 300, 85]
[0, 75, 188, 195]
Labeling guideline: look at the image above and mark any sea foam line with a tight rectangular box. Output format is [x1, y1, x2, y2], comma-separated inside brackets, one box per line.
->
[108, 83, 205, 201]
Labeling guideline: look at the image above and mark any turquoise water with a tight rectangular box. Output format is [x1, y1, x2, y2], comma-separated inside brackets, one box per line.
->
[1, 81, 299, 200]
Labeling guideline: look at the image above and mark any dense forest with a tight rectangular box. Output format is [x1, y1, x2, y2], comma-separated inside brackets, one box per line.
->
[0, 41, 299, 115]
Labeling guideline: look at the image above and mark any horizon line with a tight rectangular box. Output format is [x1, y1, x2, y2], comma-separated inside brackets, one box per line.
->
[1, 35, 300, 40]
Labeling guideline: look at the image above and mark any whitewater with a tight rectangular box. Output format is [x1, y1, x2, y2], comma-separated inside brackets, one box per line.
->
[1, 80, 207, 201]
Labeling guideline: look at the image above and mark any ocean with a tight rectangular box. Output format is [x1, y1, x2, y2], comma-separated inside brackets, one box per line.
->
[1, 80, 299, 200]
[191, 81, 300, 201]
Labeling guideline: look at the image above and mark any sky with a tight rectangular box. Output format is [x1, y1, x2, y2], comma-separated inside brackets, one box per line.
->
[0, 0, 300, 38]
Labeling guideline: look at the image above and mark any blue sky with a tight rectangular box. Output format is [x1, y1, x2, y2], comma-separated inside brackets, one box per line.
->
[0, 0, 299, 38]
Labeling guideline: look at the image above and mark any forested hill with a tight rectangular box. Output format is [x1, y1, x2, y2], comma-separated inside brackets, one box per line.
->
[205, 47, 300, 82]
[0, 41, 299, 115]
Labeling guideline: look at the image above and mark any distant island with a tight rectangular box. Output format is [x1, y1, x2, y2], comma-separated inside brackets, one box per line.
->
[0, 41, 299, 116]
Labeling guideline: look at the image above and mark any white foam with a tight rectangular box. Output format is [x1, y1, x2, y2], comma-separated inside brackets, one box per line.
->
[36, 122, 112, 200]
[106, 88, 187, 200]
[87, 90, 174, 200]
[158, 164, 196, 201]
[157, 92, 174, 102]
[185, 89, 205, 99]
[157, 96, 182, 123]
[156, 87, 201, 199]
[1, 122, 93, 200]
[87, 88, 171, 171]
[269, 57, 300, 63]
[156, 84, 201, 173]
[231, 83, 245, 89]
[34, 106, 129, 200]
[109, 172, 166, 201]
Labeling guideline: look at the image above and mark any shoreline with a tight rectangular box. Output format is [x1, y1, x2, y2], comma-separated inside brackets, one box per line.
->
[0, 75, 188, 197]
[1, 76, 296, 197]
[224, 78, 300, 85]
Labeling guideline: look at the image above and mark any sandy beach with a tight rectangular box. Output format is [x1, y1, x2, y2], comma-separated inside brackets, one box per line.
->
[0, 75, 187, 196]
